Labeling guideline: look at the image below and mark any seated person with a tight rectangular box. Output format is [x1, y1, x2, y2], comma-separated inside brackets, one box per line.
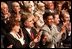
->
[21, 13, 41, 48]
[3, 20, 26, 48]
[40, 12, 66, 48]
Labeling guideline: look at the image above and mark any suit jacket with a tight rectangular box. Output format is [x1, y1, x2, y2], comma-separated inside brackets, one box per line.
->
[22, 27, 38, 48]
[41, 24, 62, 48]
[1, 13, 10, 35]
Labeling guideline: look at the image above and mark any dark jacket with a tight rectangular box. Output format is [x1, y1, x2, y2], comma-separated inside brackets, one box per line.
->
[3, 33, 27, 48]
[22, 27, 39, 48]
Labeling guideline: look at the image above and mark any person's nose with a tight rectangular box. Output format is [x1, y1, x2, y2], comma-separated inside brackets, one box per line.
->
[32, 20, 34, 24]
[51, 19, 54, 22]
[58, 18, 60, 21]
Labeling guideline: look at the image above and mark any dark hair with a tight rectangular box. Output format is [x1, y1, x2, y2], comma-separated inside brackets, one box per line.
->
[21, 13, 33, 25]
[43, 12, 53, 21]
[52, 12, 59, 18]
[9, 20, 20, 31]
[62, 2, 69, 10]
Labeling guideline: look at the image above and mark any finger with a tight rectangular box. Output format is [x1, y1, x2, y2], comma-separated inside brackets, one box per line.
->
[10, 45, 13, 47]
[7, 45, 13, 48]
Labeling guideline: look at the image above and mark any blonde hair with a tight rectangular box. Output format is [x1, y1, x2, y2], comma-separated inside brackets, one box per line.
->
[21, 13, 34, 23]
[12, 2, 20, 7]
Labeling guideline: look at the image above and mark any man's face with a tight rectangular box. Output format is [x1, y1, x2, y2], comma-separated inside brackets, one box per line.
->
[13, 25, 20, 33]
[1, 4, 9, 14]
[47, 2, 54, 10]
[54, 14, 60, 25]
[57, 4, 62, 11]
[24, 16, 34, 28]
[46, 15, 54, 26]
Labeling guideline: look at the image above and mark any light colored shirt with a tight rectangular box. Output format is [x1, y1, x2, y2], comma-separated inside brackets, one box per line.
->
[42, 24, 62, 44]
[25, 28, 31, 36]
[10, 32, 25, 45]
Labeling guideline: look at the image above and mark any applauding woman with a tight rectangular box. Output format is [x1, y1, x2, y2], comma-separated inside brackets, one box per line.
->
[3, 20, 26, 48]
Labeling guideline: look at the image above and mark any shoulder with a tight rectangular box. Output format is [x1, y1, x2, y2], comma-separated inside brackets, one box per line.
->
[42, 25, 49, 31]
[32, 27, 37, 33]
[4, 33, 14, 41]
[52, 24, 57, 28]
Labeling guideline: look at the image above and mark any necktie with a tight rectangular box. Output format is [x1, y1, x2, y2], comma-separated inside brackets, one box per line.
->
[30, 30, 34, 40]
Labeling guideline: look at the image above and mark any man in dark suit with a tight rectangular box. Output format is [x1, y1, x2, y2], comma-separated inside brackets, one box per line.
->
[21, 13, 41, 48]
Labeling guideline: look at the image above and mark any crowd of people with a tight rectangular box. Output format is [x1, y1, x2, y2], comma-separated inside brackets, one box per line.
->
[1, 1, 71, 48]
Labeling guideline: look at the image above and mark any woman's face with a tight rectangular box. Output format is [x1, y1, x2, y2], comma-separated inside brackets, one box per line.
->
[39, 6, 45, 11]
[63, 13, 70, 22]
[47, 2, 54, 10]
[29, 1, 35, 12]
[13, 2, 20, 13]
[57, 4, 62, 11]
[13, 25, 20, 32]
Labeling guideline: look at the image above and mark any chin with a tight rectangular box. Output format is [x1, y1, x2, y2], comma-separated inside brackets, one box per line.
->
[28, 26, 33, 28]
[50, 23, 53, 26]
[48, 24, 51, 26]
[31, 26, 34, 27]
[56, 22, 59, 24]
[17, 29, 19, 32]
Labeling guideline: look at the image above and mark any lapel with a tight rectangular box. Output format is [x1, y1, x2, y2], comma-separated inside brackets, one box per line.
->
[22, 27, 31, 43]
[31, 27, 37, 37]
[22, 27, 37, 41]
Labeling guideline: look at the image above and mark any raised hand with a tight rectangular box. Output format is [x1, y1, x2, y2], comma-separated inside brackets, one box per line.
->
[7, 45, 13, 48]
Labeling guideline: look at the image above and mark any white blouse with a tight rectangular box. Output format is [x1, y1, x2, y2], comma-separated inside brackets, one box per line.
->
[10, 32, 25, 45]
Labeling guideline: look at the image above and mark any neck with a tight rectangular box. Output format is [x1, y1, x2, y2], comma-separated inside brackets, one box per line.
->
[16, 12, 20, 14]
[47, 24, 51, 28]
[64, 21, 70, 24]
[11, 30, 17, 34]
[26, 27, 32, 29]
[24, 25, 32, 29]
[54, 22, 58, 26]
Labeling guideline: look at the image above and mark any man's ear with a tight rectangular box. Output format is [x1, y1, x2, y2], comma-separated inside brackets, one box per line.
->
[24, 21, 28, 26]
[24, 22, 26, 26]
